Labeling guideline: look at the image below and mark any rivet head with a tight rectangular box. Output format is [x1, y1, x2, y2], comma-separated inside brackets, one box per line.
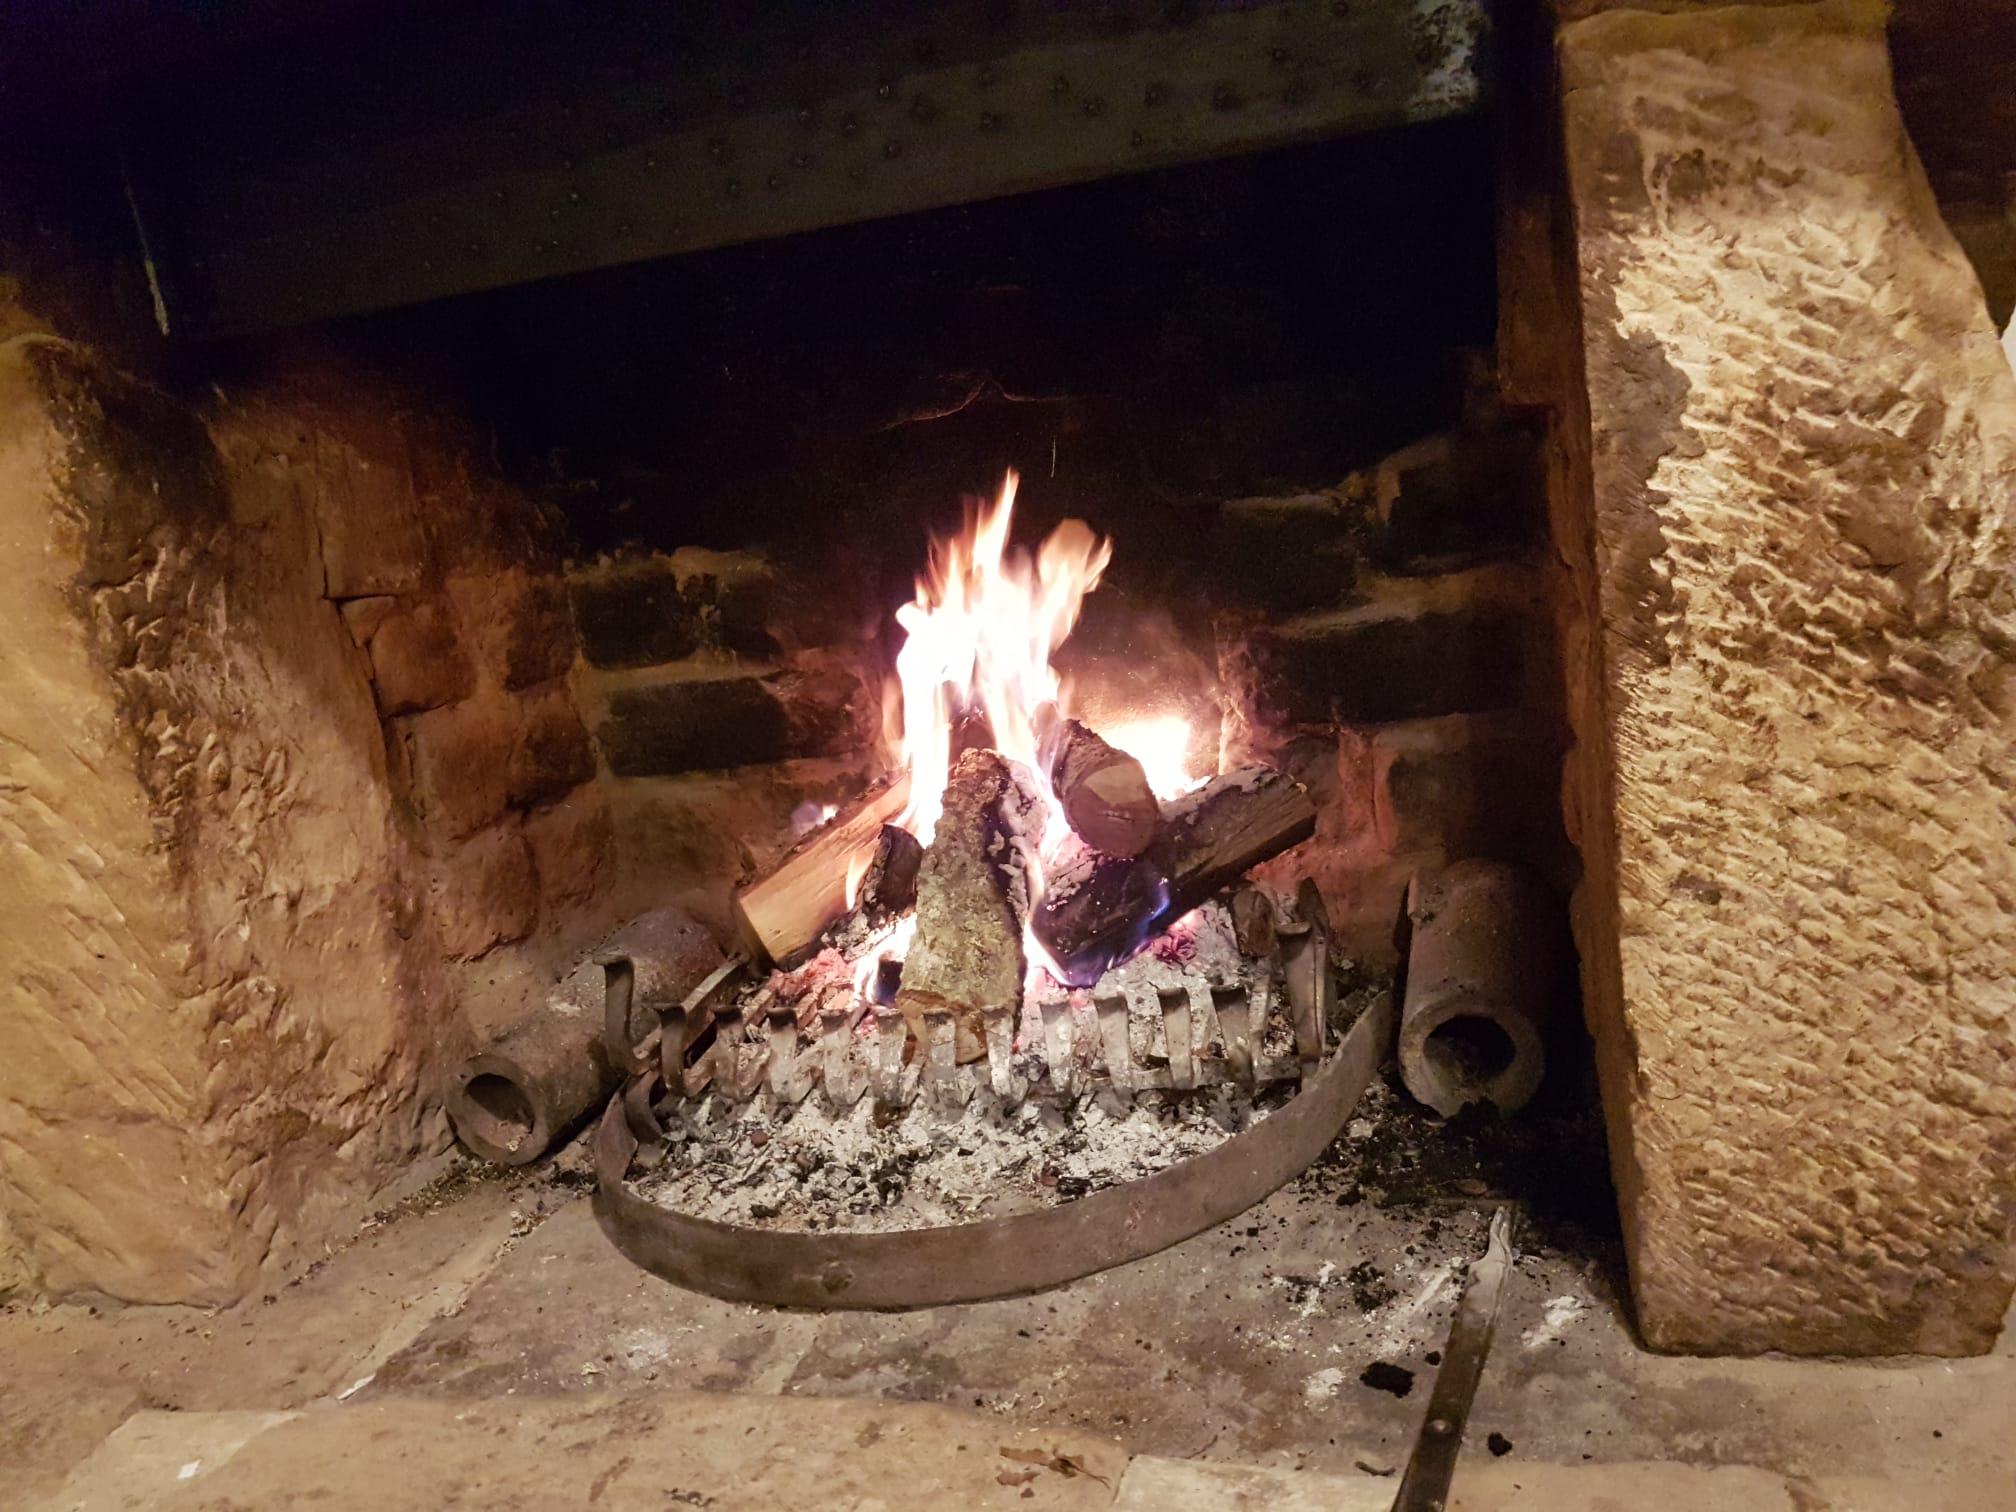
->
[796, 106, 814, 126]
[567, 188, 582, 204]
[1081, 96, 1104, 117]
[548, 206, 562, 221]
[560, 155, 576, 170]
[791, 152, 813, 169]
[978, 111, 1000, 133]
[841, 113, 860, 137]
[883, 139, 903, 159]
[616, 220, 632, 235]
[644, 155, 659, 170]
[1129, 128, 1143, 148]
[726, 177, 742, 197]
[766, 172, 783, 190]
[875, 80, 894, 101]
[708, 137, 727, 162]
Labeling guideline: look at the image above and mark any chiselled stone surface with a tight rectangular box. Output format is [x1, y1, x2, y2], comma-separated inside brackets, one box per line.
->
[0, 334, 459, 1303]
[1561, 0, 2016, 1353]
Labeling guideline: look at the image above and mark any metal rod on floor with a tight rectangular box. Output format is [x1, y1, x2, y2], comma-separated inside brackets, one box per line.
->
[1393, 1206, 1517, 1512]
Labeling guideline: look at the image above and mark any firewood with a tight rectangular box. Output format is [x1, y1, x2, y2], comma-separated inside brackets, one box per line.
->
[733, 773, 912, 967]
[859, 823, 923, 920]
[894, 749, 1043, 1063]
[1032, 766, 1316, 986]
[1043, 717, 1161, 857]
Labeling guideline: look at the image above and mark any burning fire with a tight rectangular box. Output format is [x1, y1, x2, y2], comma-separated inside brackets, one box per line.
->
[890, 470, 1111, 848]
[860, 471, 1202, 993]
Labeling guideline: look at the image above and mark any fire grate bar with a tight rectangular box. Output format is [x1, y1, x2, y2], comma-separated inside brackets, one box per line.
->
[592, 988, 1395, 1310]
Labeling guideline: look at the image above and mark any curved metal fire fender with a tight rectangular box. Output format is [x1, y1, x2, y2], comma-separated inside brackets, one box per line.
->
[592, 989, 1396, 1310]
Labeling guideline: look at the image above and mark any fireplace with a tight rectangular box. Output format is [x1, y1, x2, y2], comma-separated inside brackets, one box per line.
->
[4, 1, 2016, 1504]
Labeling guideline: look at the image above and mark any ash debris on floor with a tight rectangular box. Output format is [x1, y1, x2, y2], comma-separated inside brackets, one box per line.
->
[1296, 1044, 1621, 1260]
[1359, 1361, 1416, 1397]
[1268, 1006, 1623, 1412]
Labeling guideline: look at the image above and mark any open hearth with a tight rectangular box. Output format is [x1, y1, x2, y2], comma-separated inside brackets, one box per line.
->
[5, 1, 2016, 1504]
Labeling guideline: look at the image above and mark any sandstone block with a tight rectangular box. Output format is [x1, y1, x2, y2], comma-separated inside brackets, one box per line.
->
[430, 822, 538, 961]
[524, 788, 615, 914]
[402, 683, 597, 838]
[501, 577, 577, 691]
[402, 699, 512, 839]
[315, 413, 425, 598]
[1559, 0, 2016, 1353]
[1230, 567, 1545, 728]
[1, 333, 455, 1303]
[594, 667, 868, 777]
[363, 596, 475, 716]
[505, 682, 598, 809]
[1371, 420, 1544, 574]
[568, 558, 701, 669]
[1214, 491, 1359, 612]
[1372, 712, 1567, 870]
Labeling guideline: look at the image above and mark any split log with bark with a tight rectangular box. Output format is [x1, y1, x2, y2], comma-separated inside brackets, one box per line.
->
[1042, 717, 1160, 857]
[732, 773, 911, 967]
[893, 748, 1045, 1063]
[1032, 766, 1317, 986]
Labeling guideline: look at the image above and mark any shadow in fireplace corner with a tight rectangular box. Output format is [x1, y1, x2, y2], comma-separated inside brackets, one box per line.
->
[1296, 958, 1631, 1332]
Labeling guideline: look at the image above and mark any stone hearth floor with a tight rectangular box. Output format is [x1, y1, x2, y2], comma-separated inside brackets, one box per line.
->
[7, 1087, 2014, 1509]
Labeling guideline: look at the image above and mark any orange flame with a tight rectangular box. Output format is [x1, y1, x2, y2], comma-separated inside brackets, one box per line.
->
[874, 470, 1201, 996]
[890, 470, 1110, 847]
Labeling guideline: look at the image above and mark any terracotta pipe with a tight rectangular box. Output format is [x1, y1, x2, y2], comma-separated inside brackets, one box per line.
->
[448, 907, 723, 1164]
[1398, 859, 1561, 1117]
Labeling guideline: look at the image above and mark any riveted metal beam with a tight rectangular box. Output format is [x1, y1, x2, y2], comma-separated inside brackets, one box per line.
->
[127, 0, 1488, 336]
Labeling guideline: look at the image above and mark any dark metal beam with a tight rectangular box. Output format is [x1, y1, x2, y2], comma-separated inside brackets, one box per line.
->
[125, 0, 1487, 336]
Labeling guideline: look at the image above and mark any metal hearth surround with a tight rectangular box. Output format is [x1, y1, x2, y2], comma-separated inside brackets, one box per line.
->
[119, 0, 1487, 335]
[592, 988, 1393, 1310]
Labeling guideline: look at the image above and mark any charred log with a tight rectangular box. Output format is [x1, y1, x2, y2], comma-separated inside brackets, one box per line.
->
[894, 748, 1043, 1063]
[1033, 766, 1316, 986]
[1043, 717, 1160, 857]
[859, 823, 924, 921]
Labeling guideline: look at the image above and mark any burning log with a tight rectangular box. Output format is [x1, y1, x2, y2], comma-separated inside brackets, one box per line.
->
[894, 748, 1043, 1063]
[733, 773, 912, 967]
[1033, 766, 1316, 986]
[858, 823, 923, 920]
[1043, 717, 1161, 857]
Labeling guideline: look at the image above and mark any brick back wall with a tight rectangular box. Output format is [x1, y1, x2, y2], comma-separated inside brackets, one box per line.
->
[556, 386, 1569, 969]
[1215, 395, 1571, 966]
[566, 547, 884, 936]
[298, 392, 617, 980]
